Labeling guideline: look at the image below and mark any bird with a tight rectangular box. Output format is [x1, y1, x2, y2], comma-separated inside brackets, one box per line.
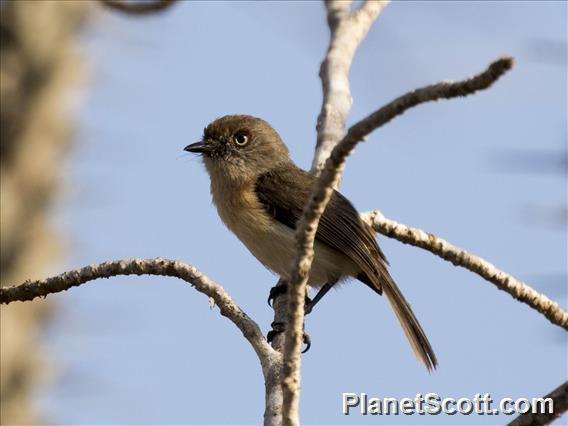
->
[184, 114, 437, 371]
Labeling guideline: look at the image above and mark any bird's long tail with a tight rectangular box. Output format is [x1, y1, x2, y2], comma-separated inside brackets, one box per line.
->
[381, 274, 438, 372]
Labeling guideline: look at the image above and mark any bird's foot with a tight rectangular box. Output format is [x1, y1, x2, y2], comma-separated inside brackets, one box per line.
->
[268, 282, 311, 313]
[266, 321, 312, 353]
[266, 321, 285, 343]
[267, 283, 287, 307]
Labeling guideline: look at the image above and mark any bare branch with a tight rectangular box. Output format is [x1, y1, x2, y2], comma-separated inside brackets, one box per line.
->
[264, 361, 284, 426]
[0, 258, 277, 367]
[265, 279, 288, 426]
[281, 2, 388, 424]
[508, 381, 568, 426]
[0, 258, 289, 424]
[281, 55, 514, 426]
[332, 56, 514, 186]
[312, 0, 389, 176]
[99, 0, 175, 15]
[362, 210, 568, 330]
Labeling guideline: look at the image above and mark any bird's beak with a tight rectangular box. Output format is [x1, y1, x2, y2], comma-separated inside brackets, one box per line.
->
[184, 141, 209, 154]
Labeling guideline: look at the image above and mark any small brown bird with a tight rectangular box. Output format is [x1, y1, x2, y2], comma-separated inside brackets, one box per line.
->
[185, 115, 437, 371]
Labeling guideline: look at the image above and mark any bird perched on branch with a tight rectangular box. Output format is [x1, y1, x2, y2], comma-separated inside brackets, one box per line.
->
[185, 115, 437, 371]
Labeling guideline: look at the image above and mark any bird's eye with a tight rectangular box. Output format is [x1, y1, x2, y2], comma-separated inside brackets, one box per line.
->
[234, 133, 249, 146]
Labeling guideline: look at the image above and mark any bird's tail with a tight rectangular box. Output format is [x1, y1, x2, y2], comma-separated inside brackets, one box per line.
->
[381, 274, 438, 372]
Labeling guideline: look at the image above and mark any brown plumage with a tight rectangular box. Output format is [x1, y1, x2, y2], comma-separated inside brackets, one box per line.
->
[185, 115, 438, 371]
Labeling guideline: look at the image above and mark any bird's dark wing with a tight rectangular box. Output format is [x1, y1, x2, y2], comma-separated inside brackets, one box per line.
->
[254, 164, 388, 293]
[255, 164, 438, 371]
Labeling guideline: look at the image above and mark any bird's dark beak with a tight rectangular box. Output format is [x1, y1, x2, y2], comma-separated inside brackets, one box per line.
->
[184, 141, 208, 154]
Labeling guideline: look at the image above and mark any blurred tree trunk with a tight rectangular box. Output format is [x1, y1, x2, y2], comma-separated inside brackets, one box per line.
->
[1, 1, 88, 423]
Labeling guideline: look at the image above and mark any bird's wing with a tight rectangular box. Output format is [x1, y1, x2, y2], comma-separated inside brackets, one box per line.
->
[255, 164, 438, 371]
[254, 165, 388, 292]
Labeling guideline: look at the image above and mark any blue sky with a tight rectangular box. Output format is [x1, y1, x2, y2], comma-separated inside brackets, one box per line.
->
[40, 1, 566, 424]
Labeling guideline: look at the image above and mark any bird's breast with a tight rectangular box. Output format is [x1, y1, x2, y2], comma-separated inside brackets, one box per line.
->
[209, 178, 358, 286]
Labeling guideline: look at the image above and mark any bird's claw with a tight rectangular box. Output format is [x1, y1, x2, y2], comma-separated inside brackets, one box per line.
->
[267, 321, 285, 343]
[302, 331, 311, 353]
[267, 284, 288, 307]
[266, 321, 312, 353]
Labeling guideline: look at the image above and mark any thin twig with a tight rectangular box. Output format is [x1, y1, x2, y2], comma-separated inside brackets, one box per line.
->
[281, 55, 514, 426]
[99, 0, 175, 15]
[508, 381, 568, 426]
[333, 56, 514, 184]
[362, 210, 568, 330]
[0, 258, 276, 370]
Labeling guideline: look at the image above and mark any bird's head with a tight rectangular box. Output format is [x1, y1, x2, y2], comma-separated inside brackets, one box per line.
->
[185, 115, 290, 183]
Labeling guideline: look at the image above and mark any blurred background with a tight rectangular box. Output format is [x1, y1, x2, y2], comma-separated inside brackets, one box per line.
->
[0, 1, 566, 425]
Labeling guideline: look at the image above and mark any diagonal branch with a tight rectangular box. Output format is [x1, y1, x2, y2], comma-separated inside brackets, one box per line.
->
[508, 381, 568, 426]
[335, 56, 514, 175]
[0, 258, 276, 369]
[362, 210, 568, 330]
[281, 55, 514, 426]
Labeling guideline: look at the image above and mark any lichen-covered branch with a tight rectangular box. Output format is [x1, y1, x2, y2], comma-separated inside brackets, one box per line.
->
[361, 210, 568, 330]
[0, 258, 287, 425]
[1, 258, 287, 423]
[265, 282, 288, 426]
[333, 56, 514, 180]
[281, 2, 389, 424]
[281, 56, 514, 426]
[508, 381, 568, 426]
[99, 0, 175, 15]
[0, 258, 277, 369]
[312, 0, 389, 176]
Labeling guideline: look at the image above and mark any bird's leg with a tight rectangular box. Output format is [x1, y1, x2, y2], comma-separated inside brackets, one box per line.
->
[267, 279, 312, 352]
[305, 281, 336, 315]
